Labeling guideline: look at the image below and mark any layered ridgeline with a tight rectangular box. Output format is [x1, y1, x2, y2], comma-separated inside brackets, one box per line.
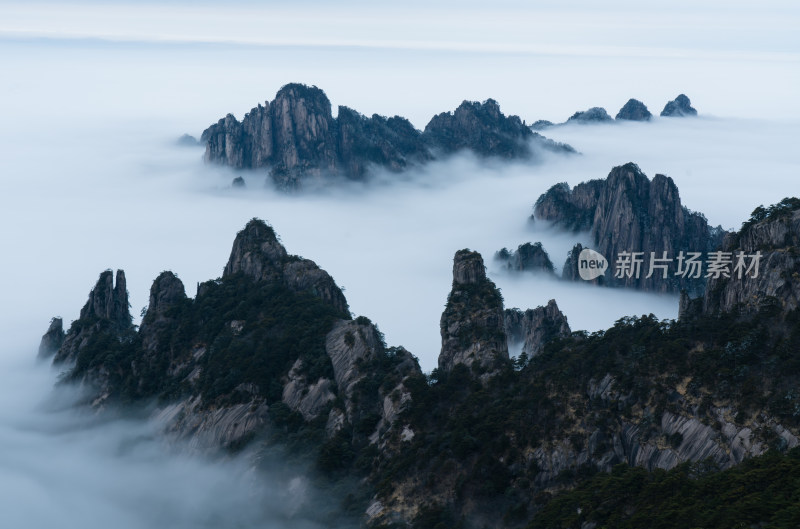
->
[526, 162, 726, 293]
[40, 200, 800, 528]
[200, 83, 574, 189]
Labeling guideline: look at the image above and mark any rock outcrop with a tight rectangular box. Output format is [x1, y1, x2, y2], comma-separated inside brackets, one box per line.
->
[438, 250, 508, 374]
[201, 83, 574, 189]
[615, 98, 652, 121]
[566, 107, 613, 124]
[54, 269, 132, 365]
[661, 94, 697, 117]
[533, 163, 725, 292]
[699, 198, 800, 316]
[504, 299, 570, 357]
[494, 242, 555, 274]
[424, 99, 537, 159]
[37, 317, 64, 359]
[224, 219, 348, 314]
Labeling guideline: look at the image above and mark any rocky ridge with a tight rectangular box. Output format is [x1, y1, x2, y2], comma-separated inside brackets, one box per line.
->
[532, 162, 726, 292]
[202, 83, 574, 189]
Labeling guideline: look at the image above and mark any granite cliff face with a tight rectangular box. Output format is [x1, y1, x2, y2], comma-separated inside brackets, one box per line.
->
[694, 199, 800, 317]
[504, 299, 570, 357]
[438, 250, 508, 374]
[202, 83, 574, 189]
[661, 94, 698, 117]
[533, 163, 725, 292]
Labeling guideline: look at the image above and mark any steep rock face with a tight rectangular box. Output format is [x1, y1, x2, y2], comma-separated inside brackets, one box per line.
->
[282, 359, 336, 421]
[337, 107, 432, 179]
[495, 242, 555, 274]
[566, 107, 613, 124]
[270, 84, 339, 187]
[701, 200, 800, 315]
[534, 163, 725, 292]
[201, 113, 245, 167]
[561, 243, 605, 285]
[325, 319, 383, 418]
[616, 98, 652, 121]
[438, 250, 508, 374]
[139, 271, 187, 357]
[504, 299, 570, 357]
[54, 269, 132, 365]
[202, 84, 574, 189]
[224, 219, 348, 314]
[38, 317, 64, 359]
[153, 394, 270, 452]
[661, 94, 697, 117]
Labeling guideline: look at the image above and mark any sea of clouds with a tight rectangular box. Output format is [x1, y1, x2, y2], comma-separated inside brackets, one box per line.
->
[0, 1, 797, 526]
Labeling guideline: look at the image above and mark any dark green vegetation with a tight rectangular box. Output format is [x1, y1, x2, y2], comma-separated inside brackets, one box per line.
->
[67, 273, 348, 407]
[370, 304, 800, 527]
[739, 197, 800, 237]
[530, 448, 800, 529]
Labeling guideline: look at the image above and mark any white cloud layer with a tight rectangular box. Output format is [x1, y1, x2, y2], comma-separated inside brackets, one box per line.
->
[0, 2, 797, 525]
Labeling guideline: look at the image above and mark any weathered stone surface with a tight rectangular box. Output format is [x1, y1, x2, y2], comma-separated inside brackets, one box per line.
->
[439, 250, 508, 374]
[325, 319, 382, 417]
[701, 205, 800, 315]
[661, 94, 698, 117]
[282, 359, 336, 421]
[495, 242, 555, 274]
[153, 395, 270, 452]
[504, 299, 570, 357]
[615, 98, 652, 121]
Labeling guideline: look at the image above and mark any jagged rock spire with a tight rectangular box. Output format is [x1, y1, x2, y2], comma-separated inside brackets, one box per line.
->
[439, 250, 508, 374]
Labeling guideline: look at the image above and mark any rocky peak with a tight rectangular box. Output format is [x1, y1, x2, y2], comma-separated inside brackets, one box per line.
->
[223, 219, 288, 282]
[534, 163, 724, 292]
[38, 317, 64, 359]
[495, 242, 555, 274]
[78, 269, 132, 330]
[423, 98, 534, 158]
[223, 218, 348, 314]
[452, 249, 487, 285]
[661, 94, 697, 117]
[439, 250, 508, 374]
[143, 271, 186, 321]
[566, 107, 613, 124]
[504, 299, 571, 357]
[616, 98, 652, 121]
[52, 269, 132, 365]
